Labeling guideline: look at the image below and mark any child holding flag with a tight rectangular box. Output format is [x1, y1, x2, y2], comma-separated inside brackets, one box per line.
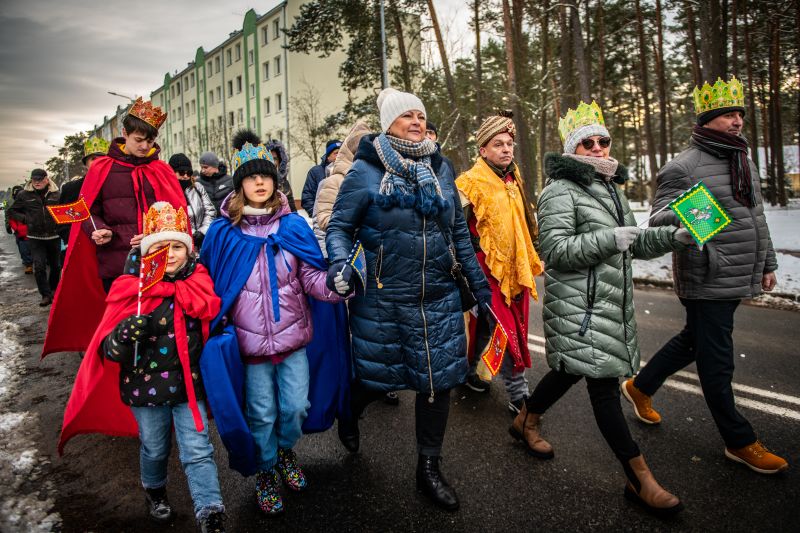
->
[200, 130, 347, 516]
[58, 202, 227, 532]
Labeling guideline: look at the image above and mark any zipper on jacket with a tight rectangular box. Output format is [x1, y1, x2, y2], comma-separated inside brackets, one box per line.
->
[749, 209, 760, 296]
[604, 181, 634, 375]
[579, 266, 597, 337]
[420, 217, 435, 403]
[376, 243, 384, 289]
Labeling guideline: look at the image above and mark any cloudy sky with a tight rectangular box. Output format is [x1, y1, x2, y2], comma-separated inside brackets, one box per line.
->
[0, 0, 468, 189]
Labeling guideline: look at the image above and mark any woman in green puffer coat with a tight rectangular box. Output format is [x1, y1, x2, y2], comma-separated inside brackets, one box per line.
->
[509, 101, 693, 518]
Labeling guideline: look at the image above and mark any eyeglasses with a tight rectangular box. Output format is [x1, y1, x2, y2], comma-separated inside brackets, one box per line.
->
[580, 137, 611, 150]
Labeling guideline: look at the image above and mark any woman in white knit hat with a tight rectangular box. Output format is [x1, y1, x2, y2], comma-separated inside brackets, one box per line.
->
[325, 88, 491, 511]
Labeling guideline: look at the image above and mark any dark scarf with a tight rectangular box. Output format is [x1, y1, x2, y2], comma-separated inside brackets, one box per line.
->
[691, 125, 755, 207]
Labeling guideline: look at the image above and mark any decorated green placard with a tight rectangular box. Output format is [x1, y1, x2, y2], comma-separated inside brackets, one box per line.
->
[669, 182, 731, 246]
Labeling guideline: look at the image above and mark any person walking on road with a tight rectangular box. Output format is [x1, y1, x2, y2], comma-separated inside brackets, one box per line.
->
[455, 111, 543, 415]
[7, 169, 62, 306]
[168, 153, 216, 250]
[511, 101, 692, 517]
[196, 151, 234, 214]
[302, 139, 341, 216]
[5, 184, 33, 275]
[326, 88, 491, 511]
[621, 76, 788, 475]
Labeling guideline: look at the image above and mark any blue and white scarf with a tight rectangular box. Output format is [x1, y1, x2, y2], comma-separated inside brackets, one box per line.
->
[373, 133, 448, 216]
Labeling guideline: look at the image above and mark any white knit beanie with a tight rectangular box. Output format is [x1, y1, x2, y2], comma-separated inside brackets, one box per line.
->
[377, 88, 426, 132]
[563, 124, 611, 155]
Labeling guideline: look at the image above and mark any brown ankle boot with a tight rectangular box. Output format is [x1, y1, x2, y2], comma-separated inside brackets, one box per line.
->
[623, 455, 683, 518]
[508, 404, 554, 459]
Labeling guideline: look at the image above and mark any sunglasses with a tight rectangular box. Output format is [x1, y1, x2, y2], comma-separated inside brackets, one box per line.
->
[580, 137, 611, 150]
[177, 170, 192, 176]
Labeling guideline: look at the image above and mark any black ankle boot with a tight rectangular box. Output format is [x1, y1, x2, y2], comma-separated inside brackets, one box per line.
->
[416, 454, 459, 511]
[144, 486, 175, 523]
[337, 417, 360, 453]
[198, 510, 226, 533]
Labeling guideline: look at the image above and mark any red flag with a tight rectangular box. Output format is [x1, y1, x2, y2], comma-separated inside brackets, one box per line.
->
[480, 308, 509, 376]
[140, 245, 169, 292]
[47, 197, 91, 224]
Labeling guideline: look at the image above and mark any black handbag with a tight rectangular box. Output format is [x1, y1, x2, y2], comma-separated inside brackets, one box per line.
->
[433, 218, 478, 312]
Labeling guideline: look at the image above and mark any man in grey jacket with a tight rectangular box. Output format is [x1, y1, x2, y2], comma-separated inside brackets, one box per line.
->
[621, 76, 788, 475]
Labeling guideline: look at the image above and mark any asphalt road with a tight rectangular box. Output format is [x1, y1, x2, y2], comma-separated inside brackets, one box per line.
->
[0, 225, 798, 532]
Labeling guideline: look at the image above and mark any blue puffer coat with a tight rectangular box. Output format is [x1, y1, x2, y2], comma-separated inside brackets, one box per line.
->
[326, 135, 489, 396]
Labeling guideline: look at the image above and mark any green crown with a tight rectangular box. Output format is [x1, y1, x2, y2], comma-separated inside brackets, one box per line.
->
[558, 101, 605, 143]
[693, 76, 745, 115]
[83, 136, 110, 157]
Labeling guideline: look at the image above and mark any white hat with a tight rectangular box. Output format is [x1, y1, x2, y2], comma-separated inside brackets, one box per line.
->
[377, 88, 426, 132]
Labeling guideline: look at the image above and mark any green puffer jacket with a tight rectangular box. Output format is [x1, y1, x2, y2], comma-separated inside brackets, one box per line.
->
[538, 154, 684, 379]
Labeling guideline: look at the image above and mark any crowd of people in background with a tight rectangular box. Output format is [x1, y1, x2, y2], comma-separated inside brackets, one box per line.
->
[0, 72, 789, 533]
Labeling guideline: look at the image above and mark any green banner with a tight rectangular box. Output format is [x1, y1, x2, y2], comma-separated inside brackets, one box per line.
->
[669, 182, 731, 246]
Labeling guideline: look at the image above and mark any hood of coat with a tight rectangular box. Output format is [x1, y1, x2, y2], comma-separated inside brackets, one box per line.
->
[24, 179, 60, 194]
[330, 121, 372, 177]
[544, 152, 629, 186]
[219, 189, 291, 221]
[353, 133, 448, 175]
[264, 139, 289, 178]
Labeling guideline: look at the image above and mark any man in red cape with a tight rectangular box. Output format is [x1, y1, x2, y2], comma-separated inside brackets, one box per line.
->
[43, 98, 187, 357]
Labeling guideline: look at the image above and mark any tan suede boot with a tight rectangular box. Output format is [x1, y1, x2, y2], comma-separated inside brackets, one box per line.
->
[508, 404, 554, 459]
[623, 455, 683, 518]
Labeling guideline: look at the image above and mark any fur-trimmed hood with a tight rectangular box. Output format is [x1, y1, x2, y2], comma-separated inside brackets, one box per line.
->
[24, 179, 60, 194]
[544, 152, 629, 186]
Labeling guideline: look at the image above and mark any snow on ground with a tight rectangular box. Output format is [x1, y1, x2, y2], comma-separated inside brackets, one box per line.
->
[632, 207, 800, 299]
[0, 231, 61, 532]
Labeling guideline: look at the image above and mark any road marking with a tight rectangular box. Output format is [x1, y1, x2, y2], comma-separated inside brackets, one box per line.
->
[526, 339, 800, 422]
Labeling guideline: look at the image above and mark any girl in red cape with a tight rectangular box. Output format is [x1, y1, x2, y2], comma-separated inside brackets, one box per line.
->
[58, 202, 227, 531]
[43, 100, 186, 357]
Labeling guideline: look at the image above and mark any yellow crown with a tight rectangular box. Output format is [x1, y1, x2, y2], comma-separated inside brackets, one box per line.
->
[144, 202, 189, 237]
[693, 76, 745, 115]
[128, 97, 167, 130]
[83, 136, 109, 158]
[558, 100, 605, 143]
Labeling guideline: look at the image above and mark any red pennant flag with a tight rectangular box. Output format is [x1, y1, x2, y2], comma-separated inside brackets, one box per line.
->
[480, 308, 509, 376]
[47, 197, 91, 224]
[140, 245, 169, 292]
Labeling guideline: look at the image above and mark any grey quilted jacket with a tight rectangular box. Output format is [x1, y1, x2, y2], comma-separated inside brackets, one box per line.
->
[539, 154, 683, 379]
[650, 141, 777, 300]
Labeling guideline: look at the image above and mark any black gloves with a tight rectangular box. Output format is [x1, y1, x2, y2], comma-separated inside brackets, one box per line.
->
[474, 287, 496, 331]
[326, 261, 355, 295]
[115, 315, 151, 344]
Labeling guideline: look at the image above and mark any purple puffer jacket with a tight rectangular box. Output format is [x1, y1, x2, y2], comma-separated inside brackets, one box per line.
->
[223, 192, 343, 364]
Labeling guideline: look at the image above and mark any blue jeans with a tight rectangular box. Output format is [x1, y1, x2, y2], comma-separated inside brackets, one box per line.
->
[244, 348, 310, 471]
[16, 236, 31, 266]
[131, 401, 224, 519]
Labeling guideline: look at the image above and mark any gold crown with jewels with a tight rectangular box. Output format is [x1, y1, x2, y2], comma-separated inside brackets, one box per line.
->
[128, 97, 167, 130]
[558, 100, 605, 143]
[693, 76, 745, 115]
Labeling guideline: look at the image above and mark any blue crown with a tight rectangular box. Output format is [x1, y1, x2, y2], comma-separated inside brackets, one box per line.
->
[232, 142, 274, 172]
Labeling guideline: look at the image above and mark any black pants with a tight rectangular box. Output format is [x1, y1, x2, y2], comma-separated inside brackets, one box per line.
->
[634, 298, 755, 449]
[28, 238, 61, 298]
[526, 369, 641, 462]
[351, 381, 451, 457]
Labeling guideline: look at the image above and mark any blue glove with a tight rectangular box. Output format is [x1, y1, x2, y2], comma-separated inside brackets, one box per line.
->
[326, 261, 354, 295]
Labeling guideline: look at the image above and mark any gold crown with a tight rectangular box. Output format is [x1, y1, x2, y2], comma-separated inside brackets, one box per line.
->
[144, 202, 189, 237]
[693, 76, 745, 115]
[558, 100, 605, 143]
[83, 136, 109, 158]
[128, 97, 167, 130]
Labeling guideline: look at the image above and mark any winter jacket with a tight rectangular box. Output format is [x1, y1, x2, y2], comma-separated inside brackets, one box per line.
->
[313, 121, 371, 255]
[264, 139, 297, 211]
[326, 134, 490, 394]
[223, 192, 342, 363]
[7, 180, 61, 239]
[80, 140, 158, 279]
[183, 180, 216, 237]
[650, 141, 777, 300]
[301, 160, 326, 215]
[538, 154, 684, 379]
[103, 257, 206, 407]
[197, 170, 235, 213]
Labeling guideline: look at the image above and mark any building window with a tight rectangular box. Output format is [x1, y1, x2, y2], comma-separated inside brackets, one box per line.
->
[235, 44, 241, 61]
[191, 100, 196, 115]
[249, 83, 255, 98]
[236, 76, 242, 93]
[174, 133, 178, 144]
[185, 103, 190, 117]
[226, 49, 232, 66]
[215, 56, 221, 73]
[209, 90, 214, 105]
[217, 116, 223, 128]
[178, 107, 183, 119]
[183, 77, 188, 91]
[262, 62, 270, 80]
[274, 56, 281, 76]
[237, 108, 244, 124]
[273, 19, 280, 40]
[216, 86, 222, 101]
[207, 61, 212, 73]
[227, 80, 233, 97]
[190, 73, 195, 87]
[228, 111, 235, 127]
[192, 126, 197, 139]
[248, 50, 254, 65]
[251, 117, 256, 129]
[262, 27, 268, 44]
[276, 93, 282, 112]
[199, 80, 204, 91]
[178, 132, 183, 144]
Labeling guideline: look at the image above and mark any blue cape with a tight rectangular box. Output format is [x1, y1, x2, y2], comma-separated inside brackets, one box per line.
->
[200, 214, 351, 476]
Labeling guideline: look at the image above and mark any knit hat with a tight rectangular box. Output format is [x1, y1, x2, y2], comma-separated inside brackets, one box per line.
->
[30, 168, 47, 180]
[476, 111, 516, 147]
[558, 101, 610, 155]
[324, 139, 342, 161]
[376, 88, 426, 132]
[140, 202, 193, 255]
[199, 151, 220, 168]
[232, 142, 278, 190]
[168, 153, 193, 175]
[426, 121, 438, 135]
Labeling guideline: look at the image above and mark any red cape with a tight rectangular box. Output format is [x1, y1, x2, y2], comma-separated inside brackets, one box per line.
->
[58, 264, 220, 455]
[43, 154, 186, 357]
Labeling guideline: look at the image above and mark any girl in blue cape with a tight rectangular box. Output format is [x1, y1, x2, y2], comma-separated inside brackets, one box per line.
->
[200, 131, 349, 515]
